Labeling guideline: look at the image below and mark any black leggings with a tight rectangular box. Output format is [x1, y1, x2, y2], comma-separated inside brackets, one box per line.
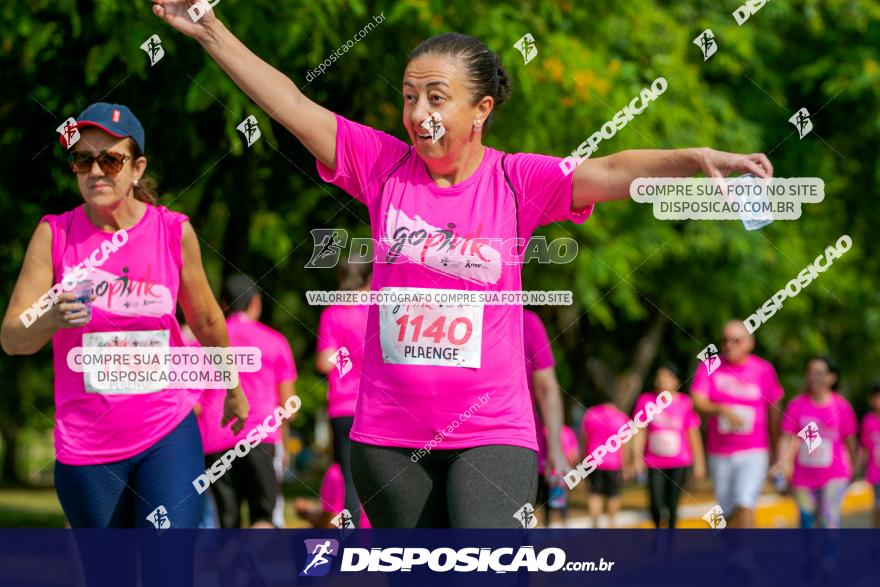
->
[330, 417, 362, 519]
[351, 442, 538, 528]
[647, 467, 688, 528]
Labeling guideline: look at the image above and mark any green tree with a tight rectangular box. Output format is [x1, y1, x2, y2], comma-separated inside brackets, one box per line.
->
[1, 0, 877, 484]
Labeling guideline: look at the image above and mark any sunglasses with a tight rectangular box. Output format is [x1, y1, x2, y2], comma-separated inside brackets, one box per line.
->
[68, 150, 131, 175]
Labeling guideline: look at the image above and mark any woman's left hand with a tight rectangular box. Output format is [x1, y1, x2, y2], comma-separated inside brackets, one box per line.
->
[697, 148, 774, 179]
[546, 448, 572, 481]
[222, 385, 250, 435]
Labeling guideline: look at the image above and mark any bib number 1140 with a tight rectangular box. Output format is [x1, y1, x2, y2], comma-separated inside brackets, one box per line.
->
[395, 314, 473, 346]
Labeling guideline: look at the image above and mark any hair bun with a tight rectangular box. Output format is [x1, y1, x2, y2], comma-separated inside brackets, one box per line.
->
[495, 56, 511, 106]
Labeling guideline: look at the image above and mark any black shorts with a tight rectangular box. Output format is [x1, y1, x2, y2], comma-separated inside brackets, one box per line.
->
[206, 443, 278, 527]
[589, 469, 621, 497]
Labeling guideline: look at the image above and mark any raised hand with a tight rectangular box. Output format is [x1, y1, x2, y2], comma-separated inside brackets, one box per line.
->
[698, 147, 774, 180]
[151, 0, 220, 43]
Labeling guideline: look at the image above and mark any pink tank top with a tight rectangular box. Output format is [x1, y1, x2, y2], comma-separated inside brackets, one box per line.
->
[43, 204, 200, 465]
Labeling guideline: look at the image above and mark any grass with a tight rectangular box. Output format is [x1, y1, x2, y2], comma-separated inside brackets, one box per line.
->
[0, 486, 66, 528]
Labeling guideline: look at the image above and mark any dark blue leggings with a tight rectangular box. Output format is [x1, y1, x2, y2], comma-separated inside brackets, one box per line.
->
[55, 411, 205, 528]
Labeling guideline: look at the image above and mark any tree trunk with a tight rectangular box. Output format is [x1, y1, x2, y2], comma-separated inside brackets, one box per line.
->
[584, 313, 668, 411]
[615, 313, 668, 410]
[0, 426, 19, 484]
[0, 360, 23, 484]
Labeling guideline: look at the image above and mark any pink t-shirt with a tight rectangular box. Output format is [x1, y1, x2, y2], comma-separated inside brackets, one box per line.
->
[316, 114, 593, 450]
[317, 304, 370, 419]
[634, 391, 700, 469]
[781, 393, 857, 489]
[690, 354, 784, 455]
[198, 313, 297, 453]
[319, 463, 371, 528]
[43, 204, 201, 465]
[581, 404, 630, 471]
[860, 412, 880, 485]
[181, 328, 226, 455]
[523, 310, 556, 469]
[561, 424, 579, 464]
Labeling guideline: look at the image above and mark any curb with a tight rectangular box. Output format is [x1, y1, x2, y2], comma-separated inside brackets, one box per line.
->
[552, 480, 875, 529]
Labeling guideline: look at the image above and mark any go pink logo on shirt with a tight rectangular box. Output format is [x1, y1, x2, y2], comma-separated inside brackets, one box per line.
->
[384, 204, 502, 285]
[85, 266, 174, 316]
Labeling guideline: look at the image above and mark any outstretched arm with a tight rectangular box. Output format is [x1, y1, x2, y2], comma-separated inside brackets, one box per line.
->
[572, 148, 774, 209]
[152, 0, 338, 169]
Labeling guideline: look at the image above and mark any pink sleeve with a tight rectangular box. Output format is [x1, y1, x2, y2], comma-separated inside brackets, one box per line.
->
[633, 394, 648, 419]
[523, 311, 554, 371]
[860, 416, 870, 448]
[316, 308, 338, 353]
[275, 335, 297, 384]
[561, 426, 578, 462]
[158, 206, 189, 271]
[840, 397, 858, 437]
[780, 400, 799, 435]
[319, 463, 345, 513]
[690, 364, 710, 398]
[581, 409, 591, 439]
[39, 212, 68, 278]
[762, 364, 784, 404]
[316, 114, 410, 207]
[504, 152, 594, 238]
[687, 401, 701, 428]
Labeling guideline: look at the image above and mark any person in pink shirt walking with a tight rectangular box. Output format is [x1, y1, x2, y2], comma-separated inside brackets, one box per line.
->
[197, 273, 298, 528]
[860, 383, 880, 528]
[523, 309, 572, 526]
[0, 103, 248, 531]
[155, 1, 773, 527]
[632, 363, 706, 528]
[691, 320, 784, 528]
[581, 399, 631, 527]
[775, 356, 858, 528]
[315, 260, 372, 526]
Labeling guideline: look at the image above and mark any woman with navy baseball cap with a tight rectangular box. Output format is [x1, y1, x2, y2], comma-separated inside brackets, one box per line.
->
[0, 102, 249, 528]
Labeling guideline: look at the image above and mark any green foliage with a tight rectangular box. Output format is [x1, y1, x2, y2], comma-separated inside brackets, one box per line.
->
[1, 0, 878, 482]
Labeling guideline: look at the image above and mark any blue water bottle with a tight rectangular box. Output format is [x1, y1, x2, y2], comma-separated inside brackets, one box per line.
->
[547, 474, 567, 509]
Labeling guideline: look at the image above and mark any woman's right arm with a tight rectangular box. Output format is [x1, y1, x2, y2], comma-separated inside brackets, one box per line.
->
[315, 349, 335, 375]
[152, 0, 338, 170]
[1, 223, 90, 355]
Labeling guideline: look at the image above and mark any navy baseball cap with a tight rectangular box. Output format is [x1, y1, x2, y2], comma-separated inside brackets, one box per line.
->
[59, 102, 145, 152]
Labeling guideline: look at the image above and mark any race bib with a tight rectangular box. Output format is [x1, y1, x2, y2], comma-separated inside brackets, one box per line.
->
[717, 405, 756, 435]
[797, 438, 833, 468]
[379, 288, 483, 368]
[648, 430, 681, 457]
[81, 329, 170, 394]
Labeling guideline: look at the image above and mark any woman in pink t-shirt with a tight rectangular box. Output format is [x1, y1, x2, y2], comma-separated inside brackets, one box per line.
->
[0, 103, 248, 529]
[775, 356, 858, 528]
[632, 364, 706, 528]
[860, 383, 880, 528]
[581, 399, 630, 527]
[315, 259, 372, 526]
[156, 2, 773, 527]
